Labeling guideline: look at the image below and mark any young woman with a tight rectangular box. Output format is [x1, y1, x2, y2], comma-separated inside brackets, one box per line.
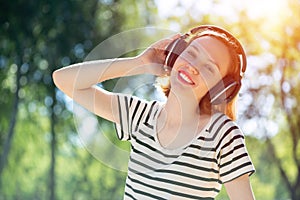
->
[53, 25, 255, 199]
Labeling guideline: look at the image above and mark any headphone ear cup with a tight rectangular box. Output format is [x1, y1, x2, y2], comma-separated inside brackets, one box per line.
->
[209, 76, 241, 105]
[165, 38, 188, 68]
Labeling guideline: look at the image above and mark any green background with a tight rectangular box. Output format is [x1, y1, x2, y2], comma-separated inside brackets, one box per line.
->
[1, 0, 300, 199]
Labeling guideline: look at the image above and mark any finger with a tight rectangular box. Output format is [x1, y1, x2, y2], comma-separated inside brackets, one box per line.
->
[169, 33, 181, 40]
[156, 34, 181, 49]
[162, 33, 181, 44]
[149, 33, 182, 53]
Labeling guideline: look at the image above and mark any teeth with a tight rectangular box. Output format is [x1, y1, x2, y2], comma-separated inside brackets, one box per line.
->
[179, 72, 194, 84]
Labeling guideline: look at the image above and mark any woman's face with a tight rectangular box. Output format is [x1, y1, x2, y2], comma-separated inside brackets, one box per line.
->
[169, 36, 231, 101]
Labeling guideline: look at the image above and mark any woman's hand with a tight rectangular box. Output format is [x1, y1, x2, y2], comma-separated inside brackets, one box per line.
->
[137, 34, 181, 76]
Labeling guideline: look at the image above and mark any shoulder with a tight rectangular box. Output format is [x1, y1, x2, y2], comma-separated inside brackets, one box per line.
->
[206, 113, 245, 149]
[117, 93, 162, 109]
[206, 113, 241, 136]
[115, 93, 164, 139]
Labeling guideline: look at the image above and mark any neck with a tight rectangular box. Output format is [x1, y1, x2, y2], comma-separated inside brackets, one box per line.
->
[157, 91, 213, 149]
[163, 91, 201, 126]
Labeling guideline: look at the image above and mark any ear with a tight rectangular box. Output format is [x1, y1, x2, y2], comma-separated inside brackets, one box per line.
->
[209, 76, 241, 105]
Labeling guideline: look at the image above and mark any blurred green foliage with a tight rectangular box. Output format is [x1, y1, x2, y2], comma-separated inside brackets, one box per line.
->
[0, 0, 156, 199]
[1, 0, 300, 199]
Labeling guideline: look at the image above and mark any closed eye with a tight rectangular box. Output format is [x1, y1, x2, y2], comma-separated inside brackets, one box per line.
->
[204, 63, 218, 74]
[204, 64, 214, 73]
[187, 49, 197, 58]
[190, 43, 220, 71]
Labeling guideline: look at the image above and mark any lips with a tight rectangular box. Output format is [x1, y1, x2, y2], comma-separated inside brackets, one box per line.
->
[178, 70, 195, 85]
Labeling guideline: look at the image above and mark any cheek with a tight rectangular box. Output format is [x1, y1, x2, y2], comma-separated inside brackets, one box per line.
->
[169, 70, 179, 86]
[197, 73, 221, 91]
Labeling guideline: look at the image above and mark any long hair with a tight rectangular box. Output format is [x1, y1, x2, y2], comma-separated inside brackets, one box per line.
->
[156, 25, 246, 120]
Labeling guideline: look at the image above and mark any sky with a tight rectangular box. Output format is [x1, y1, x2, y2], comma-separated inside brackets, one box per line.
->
[154, 0, 290, 31]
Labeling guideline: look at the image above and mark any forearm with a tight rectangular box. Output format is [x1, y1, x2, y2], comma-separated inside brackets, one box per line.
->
[53, 55, 159, 93]
[52, 34, 177, 96]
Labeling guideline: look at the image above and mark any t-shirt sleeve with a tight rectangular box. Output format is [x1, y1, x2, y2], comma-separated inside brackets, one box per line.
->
[114, 94, 155, 141]
[217, 118, 255, 183]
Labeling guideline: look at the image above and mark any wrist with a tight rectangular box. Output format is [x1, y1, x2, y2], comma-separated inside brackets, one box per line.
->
[135, 54, 146, 67]
[134, 55, 152, 74]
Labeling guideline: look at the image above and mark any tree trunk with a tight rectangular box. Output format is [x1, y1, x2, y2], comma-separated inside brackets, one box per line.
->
[291, 169, 300, 200]
[49, 88, 57, 200]
[0, 58, 21, 180]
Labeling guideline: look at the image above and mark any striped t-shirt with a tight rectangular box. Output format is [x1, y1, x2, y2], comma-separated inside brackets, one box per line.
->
[115, 94, 255, 200]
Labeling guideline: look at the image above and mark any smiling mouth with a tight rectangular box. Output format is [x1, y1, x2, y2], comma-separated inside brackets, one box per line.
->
[178, 70, 195, 85]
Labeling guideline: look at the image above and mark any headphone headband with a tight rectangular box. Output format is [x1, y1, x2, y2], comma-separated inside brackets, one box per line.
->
[163, 25, 247, 104]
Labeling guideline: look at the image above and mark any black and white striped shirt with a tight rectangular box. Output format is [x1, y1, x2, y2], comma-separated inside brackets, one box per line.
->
[115, 94, 255, 200]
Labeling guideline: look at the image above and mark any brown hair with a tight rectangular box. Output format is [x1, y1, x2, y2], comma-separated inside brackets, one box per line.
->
[156, 26, 245, 120]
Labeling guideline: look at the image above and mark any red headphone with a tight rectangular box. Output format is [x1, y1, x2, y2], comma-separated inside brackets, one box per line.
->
[164, 25, 247, 105]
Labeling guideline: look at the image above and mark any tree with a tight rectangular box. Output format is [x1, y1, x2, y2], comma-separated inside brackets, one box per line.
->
[237, 0, 300, 199]
[150, 0, 300, 199]
[0, 0, 157, 199]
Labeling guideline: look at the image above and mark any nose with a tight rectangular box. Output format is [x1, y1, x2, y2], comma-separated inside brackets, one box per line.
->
[188, 65, 199, 75]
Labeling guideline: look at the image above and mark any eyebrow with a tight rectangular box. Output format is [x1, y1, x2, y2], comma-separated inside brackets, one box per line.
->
[190, 44, 220, 69]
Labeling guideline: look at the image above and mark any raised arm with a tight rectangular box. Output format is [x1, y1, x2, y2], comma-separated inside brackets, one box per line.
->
[52, 35, 178, 122]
